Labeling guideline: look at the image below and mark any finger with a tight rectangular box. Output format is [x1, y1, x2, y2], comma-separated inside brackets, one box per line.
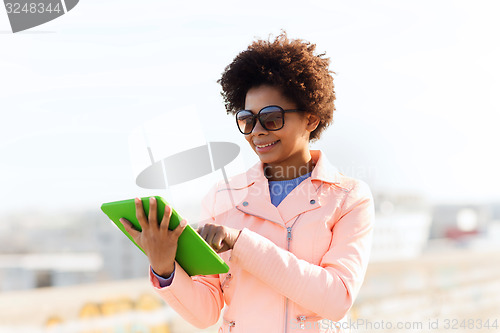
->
[135, 197, 148, 230]
[216, 242, 230, 253]
[205, 226, 219, 250]
[159, 204, 173, 233]
[120, 218, 141, 241]
[148, 197, 158, 230]
[211, 229, 225, 251]
[198, 224, 209, 243]
[172, 219, 187, 238]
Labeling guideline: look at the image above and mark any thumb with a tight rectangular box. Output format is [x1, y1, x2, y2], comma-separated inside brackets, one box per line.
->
[120, 218, 140, 241]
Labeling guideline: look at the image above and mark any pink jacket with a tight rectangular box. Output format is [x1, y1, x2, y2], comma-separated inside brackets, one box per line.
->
[149, 150, 375, 333]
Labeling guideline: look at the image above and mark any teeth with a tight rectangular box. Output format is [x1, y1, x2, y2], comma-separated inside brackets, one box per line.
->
[256, 141, 277, 148]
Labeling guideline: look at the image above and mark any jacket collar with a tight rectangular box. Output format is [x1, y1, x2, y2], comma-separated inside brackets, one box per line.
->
[226, 150, 342, 227]
[235, 150, 341, 187]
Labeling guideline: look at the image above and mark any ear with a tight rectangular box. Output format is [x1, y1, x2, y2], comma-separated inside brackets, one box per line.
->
[305, 113, 320, 133]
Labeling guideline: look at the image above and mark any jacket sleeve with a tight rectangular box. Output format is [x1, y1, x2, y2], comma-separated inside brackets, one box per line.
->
[149, 182, 225, 329]
[230, 179, 375, 322]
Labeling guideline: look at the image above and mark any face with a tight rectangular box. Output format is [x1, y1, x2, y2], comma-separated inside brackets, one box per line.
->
[242, 85, 319, 167]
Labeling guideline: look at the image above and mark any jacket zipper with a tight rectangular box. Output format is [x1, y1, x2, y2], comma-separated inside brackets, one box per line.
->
[223, 318, 236, 332]
[284, 215, 302, 332]
[297, 315, 323, 329]
[221, 273, 232, 289]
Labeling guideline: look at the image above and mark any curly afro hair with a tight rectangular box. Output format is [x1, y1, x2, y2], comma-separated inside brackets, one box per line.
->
[218, 32, 335, 142]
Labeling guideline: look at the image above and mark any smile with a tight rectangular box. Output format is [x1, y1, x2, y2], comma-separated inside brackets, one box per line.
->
[255, 140, 279, 148]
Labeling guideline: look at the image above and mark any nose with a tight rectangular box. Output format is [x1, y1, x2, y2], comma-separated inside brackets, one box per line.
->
[250, 118, 268, 136]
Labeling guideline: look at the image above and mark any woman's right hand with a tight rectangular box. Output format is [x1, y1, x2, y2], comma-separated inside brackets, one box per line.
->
[119, 197, 187, 277]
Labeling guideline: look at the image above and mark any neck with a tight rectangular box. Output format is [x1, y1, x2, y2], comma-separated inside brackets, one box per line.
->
[264, 150, 315, 181]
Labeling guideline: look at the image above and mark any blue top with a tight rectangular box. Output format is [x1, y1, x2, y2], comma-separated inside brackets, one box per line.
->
[268, 172, 312, 207]
[152, 171, 313, 286]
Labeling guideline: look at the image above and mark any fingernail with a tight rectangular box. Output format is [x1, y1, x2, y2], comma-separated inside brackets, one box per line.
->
[180, 220, 187, 227]
[135, 197, 139, 203]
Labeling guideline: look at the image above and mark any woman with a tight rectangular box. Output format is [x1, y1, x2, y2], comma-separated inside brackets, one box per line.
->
[120, 32, 375, 333]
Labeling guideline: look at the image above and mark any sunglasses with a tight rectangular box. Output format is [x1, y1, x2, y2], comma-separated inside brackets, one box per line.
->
[235, 105, 302, 135]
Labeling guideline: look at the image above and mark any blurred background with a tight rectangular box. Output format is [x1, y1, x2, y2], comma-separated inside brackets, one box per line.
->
[1, 0, 499, 332]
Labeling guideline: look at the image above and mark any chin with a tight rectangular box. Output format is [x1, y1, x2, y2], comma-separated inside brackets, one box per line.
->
[255, 152, 282, 165]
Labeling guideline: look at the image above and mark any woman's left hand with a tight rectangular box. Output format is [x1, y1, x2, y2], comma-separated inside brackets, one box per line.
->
[196, 223, 241, 253]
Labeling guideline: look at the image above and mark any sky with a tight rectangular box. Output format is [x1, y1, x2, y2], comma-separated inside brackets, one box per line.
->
[1, 0, 499, 221]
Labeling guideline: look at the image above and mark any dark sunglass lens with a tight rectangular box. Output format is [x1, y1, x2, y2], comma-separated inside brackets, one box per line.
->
[260, 107, 284, 131]
[236, 111, 255, 134]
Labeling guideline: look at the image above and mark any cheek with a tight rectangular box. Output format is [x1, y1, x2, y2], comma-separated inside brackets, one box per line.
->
[280, 126, 303, 144]
[287, 123, 310, 141]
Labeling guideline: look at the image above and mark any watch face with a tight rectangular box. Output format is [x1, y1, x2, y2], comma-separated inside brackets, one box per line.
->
[4, 0, 79, 33]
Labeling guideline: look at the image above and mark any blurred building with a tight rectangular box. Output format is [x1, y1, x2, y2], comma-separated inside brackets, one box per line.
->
[0, 209, 149, 292]
[430, 204, 488, 239]
[429, 202, 500, 247]
[0, 253, 102, 290]
[370, 192, 432, 262]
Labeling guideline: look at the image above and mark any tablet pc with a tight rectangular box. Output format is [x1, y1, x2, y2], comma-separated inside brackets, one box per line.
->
[100, 196, 229, 276]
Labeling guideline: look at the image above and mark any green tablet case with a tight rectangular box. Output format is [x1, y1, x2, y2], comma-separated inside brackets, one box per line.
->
[100, 196, 229, 276]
